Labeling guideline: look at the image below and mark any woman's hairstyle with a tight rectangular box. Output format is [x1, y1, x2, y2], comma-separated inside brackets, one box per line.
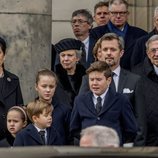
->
[8, 106, 27, 123]
[93, 38, 101, 61]
[35, 68, 58, 84]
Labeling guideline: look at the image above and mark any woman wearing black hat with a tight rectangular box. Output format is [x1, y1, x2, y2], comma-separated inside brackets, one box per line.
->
[55, 38, 86, 107]
[0, 37, 23, 141]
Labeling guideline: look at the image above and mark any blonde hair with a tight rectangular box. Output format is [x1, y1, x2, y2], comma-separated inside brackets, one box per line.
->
[27, 100, 53, 123]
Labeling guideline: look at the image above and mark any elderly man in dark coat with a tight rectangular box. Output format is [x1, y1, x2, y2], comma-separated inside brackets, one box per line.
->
[132, 35, 158, 146]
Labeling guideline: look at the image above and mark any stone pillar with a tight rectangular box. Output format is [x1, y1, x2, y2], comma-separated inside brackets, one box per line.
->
[0, 0, 52, 104]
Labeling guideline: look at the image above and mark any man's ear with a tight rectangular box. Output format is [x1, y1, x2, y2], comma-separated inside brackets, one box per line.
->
[120, 49, 124, 58]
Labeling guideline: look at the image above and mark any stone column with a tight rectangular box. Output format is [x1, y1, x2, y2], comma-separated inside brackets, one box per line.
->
[0, 0, 52, 104]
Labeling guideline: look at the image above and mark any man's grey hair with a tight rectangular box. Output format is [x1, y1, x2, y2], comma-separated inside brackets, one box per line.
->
[145, 34, 158, 51]
[109, 0, 128, 11]
[71, 9, 93, 25]
[80, 125, 120, 147]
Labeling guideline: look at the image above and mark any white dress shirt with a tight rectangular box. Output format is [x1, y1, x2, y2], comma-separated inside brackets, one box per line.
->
[92, 88, 109, 109]
[82, 36, 89, 61]
[112, 66, 121, 92]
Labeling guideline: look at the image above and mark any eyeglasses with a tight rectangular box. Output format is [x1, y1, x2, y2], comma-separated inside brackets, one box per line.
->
[149, 48, 158, 54]
[110, 11, 128, 16]
[71, 19, 88, 25]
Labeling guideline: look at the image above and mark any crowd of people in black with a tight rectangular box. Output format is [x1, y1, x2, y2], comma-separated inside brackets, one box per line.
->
[1, 0, 158, 147]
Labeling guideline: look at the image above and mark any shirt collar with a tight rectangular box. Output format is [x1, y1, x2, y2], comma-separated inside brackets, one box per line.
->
[153, 65, 158, 76]
[113, 66, 121, 77]
[34, 124, 46, 132]
[93, 87, 109, 100]
[82, 36, 89, 47]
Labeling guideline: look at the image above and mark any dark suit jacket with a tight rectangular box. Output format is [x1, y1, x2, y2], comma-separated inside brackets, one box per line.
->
[79, 68, 140, 111]
[131, 29, 157, 68]
[13, 124, 62, 146]
[132, 57, 158, 146]
[0, 70, 23, 140]
[70, 89, 137, 145]
[90, 22, 147, 70]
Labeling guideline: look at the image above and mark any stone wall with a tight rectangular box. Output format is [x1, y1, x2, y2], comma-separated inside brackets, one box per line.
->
[0, 0, 52, 104]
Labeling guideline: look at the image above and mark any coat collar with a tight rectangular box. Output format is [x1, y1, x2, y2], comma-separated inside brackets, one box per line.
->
[26, 124, 43, 145]
[143, 57, 155, 77]
[1, 70, 19, 100]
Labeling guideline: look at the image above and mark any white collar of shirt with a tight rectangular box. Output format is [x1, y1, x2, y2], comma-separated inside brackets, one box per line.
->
[112, 66, 121, 92]
[82, 36, 89, 61]
[34, 124, 47, 143]
[93, 87, 109, 108]
[153, 65, 158, 76]
[34, 124, 47, 134]
[113, 65, 121, 77]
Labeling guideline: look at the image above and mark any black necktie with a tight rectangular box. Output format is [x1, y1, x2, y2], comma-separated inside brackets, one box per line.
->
[96, 96, 102, 114]
[39, 130, 46, 145]
[80, 43, 87, 68]
[110, 72, 116, 92]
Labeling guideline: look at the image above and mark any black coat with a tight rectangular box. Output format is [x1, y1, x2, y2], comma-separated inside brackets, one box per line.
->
[90, 22, 148, 70]
[0, 70, 23, 140]
[0, 132, 14, 147]
[14, 124, 62, 146]
[131, 29, 157, 68]
[132, 58, 158, 146]
[55, 64, 85, 106]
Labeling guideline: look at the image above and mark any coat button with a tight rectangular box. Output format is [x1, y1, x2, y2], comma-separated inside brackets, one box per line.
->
[97, 117, 100, 120]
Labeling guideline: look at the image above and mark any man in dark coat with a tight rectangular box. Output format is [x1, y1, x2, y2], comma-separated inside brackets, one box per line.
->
[132, 35, 158, 146]
[70, 61, 137, 146]
[90, 0, 147, 70]
[131, 7, 158, 68]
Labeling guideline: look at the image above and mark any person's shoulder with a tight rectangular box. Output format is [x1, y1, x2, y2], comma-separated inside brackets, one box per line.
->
[131, 62, 144, 76]
[75, 90, 91, 100]
[128, 25, 148, 35]
[4, 70, 19, 80]
[121, 68, 140, 80]
[53, 101, 72, 112]
[90, 24, 109, 38]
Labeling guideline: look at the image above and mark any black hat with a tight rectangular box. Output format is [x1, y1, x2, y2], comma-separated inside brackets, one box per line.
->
[54, 38, 82, 54]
